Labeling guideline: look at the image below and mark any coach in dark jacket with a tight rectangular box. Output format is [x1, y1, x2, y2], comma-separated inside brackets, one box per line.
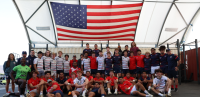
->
[27, 50, 37, 71]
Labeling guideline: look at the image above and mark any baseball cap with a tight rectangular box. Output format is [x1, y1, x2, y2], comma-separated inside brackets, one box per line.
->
[166, 49, 171, 52]
[47, 79, 53, 83]
[73, 55, 76, 57]
[22, 51, 27, 54]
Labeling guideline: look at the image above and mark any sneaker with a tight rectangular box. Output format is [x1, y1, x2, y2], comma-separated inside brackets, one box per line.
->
[108, 92, 112, 95]
[39, 94, 44, 97]
[161, 94, 167, 97]
[171, 88, 175, 91]
[20, 95, 25, 97]
[146, 94, 153, 97]
[3, 91, 11, 97]
[114, 92, 117, 95]
[26, 93, 31, 97]
[148, 87, 151, 91]
[175, 88, 178, 92]
[68, 91, 72, 96]
[168, 92, 171, 97]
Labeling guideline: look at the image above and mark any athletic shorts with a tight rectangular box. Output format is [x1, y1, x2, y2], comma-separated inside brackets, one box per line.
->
[129, 69, 137, 74]
[38, 70, 44, 77]
[52, 90, 64, 97]
[6, 75, 11, 80]
[76, 88, 83, 93]
[51, 71, 56, 76]
[105, 70, 110, 76]
[157, 88, 166, 93]
[136, 67, 144, 74]
[97, 70, 105, 75]
[64, 73, 69, 76]
[122, 69, 129, 75]
[57, 70, 64, 74]
[91, 88, 101, 97]
[29, 89, 39, 95]
[144, 69, 151, 74]
[130, 85, 137, 95]
[113, 67, 121, 73]
[160, 66, 168, 74]
[168, 70, 178, 78]
[151, 66, 160, 74]
[91, 69, 97, 74]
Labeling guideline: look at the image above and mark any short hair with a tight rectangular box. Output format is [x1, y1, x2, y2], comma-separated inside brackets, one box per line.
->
[84, 51, 89, 54]
[126, 72, 130, 74]
[58, 51, 63, 54]
[52, 52, 56, 55]
[96, 72, 101, 75]
[107, 51, 111, 54]
[92, 52, 95, 54]
[106, 46, 110, 48]
[31, 70, 39, 75]
[130, 51, 134, 54]
[142, 71, 147, 74]
[159, 46, 166, 51]
[45, 71, 51, 75]
[71, 72, 76, 75]
[115, 48, 119, 51]
[124, 50, 128, 53]
[110, 70, 114, 73]
[137, 49, 141, 52]
[155, 69, 162, 73]
[151, 48, 156, 51]
[94, 44, 97, 46]
[31, 50, 34, 52]
[118, 76, 123, 80]
[77, 70, 82, 74]
[59, 71, 64, 74]
[37, 51, 43, 54]
[99, 50, 102, 52]
[125, 45, 128, 47]
[94, 82, 100, 85]
[65, 54, 69, 57]
[86, 71, 90, 73]
[80, 53, 83, 56]
[73, 61, 77, 64]
[145, 52, 150, 55]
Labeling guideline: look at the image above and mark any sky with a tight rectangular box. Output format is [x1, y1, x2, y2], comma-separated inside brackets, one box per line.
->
[0, 0, 28, 73]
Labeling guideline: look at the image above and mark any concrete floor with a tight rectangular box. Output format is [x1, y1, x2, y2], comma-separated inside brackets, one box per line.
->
[1, 82, 200, 97]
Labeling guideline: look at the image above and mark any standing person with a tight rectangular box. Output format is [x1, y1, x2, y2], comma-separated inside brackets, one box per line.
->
[72, 70, 89, 97]
[42, 50, 52, 72]
[96, 50, 105, 78]
[77, 54, 84, 69]
[135, 50, 145, 78]
[118, 77, 153, 97]
[105, 70, 118, 95]
[27, 50, 37, 72]
[17, 51, 30, 67]
[150, 48, 160, 77]
[10, 57, 31, 97]
[46, 79, 64, 97]
[34, 51, 45, 78]
[93, 44, 100, 57]
[151, 69, 171, 97]
[90, 52, 97, 77]
[129, 51, 137, 78]
[83, 43, 92, 56]
[104, 52, 113, 77]
[143, 52, 152, 78]
[114, 45, 122, 56]
[69, 62, 81, 76]
[93, 72, 105, 85]
[63, 54, 70, 79]
[56, 72, 67, 92]
[81, 52, 91, 75]
[3, 53, 16, 96]
[113, 48, 122, 77]
[64, 72, 76, 96]
[138, 71, 153, 91]
[122, 45, 130, 56]
[88, 82, 106, 97]
[103, 46, 113, 58]
[159, 46, 168, 76]
[166, 49, 181, 92]
[122, 51, 130, 77]
[55, 51, 64, 78]
[130, 42, 139, 56]
[70, 55, 78, 67]
[51, 53, 57, 80]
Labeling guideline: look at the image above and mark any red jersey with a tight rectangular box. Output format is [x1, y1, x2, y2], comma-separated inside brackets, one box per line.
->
[69, 67, 81, 77]
[47, 82, 62, 92]
[89, 57, 97, 69]
[129, 56, 136, 70]
[86, 76, 93, 81]
[135, 55, 145, 68]
[106, 76, 118, 86]
[118, 81, 133, 95]
[123, 76, 134, 81]
[28, 77, 41, 91]
[93, 77, 104, 85]
[70, 60, 78, 67]
[42, 78, 54, 82]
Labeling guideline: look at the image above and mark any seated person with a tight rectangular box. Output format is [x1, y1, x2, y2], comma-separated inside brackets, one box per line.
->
[118, 77, 153, 97]
[64, 72, 76, 96]
[93, 72, 104, 85]
[88, 82, 106, 97]
[85, 71, 94, 91]
[46, 79, 64, 97]
[27, 70, 44, 97]
[72, 70, 89, 97]
[105, 70, 118, 95]
[41, 71, 55, 94]
[56, 72, 67, 92]
[138, 71, 153, 91]
[151, 69, 171, 97]
[123, 72, 136, 85]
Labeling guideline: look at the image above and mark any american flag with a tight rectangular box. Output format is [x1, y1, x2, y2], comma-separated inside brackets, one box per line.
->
[51, 2, 143, 41]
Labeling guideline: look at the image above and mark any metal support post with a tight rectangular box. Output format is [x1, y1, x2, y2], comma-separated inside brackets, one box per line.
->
[81, 41, 83, 47]
[101, 43, 102, 51]
[195, 39, 200, 84]
[29, 43, 32, 55]
[108, 40, 109, 47]
[183, 44, 187, 82]
[167, 43, 169, 49]
[46, 44, 48, 51]
[177, 39, 181, 85]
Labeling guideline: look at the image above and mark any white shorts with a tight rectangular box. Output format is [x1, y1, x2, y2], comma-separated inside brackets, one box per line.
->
[29, 89, 38, 94]
[151, 66, 160, 74]
[83, 70, 90, 74]
[76, 88, 83, 93]
[130, 85, 137, 95]
[157, 88, 165, 93]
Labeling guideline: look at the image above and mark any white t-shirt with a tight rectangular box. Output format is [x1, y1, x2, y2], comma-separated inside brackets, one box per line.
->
[42, 56, 52, 71]
[122, 56, 130, 69]
[103, 51, 113, 58]
[81, 58, 90, 71]
[55, 56, 64, 70]
[63, 60, 70, 73]
[73, 76, 87, 90]
[153, 75, 168, 89]
[33, 58, 44, 71]
[96, 56, 105, 70]
[50, 59, 57, 72]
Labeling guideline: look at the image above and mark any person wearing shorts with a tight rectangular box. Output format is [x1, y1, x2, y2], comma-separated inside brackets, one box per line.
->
[144, 52, 152, 78]
[56, 72, 67, 92]
[96, 50, 105, 78]
[46, 79, 64, 97]
[64, 72, 76, 96]
[138, 71, 153, 91]
[105, 70, 118, 95]
[72, 70, 89, 97]
[88, 82, 106, 97]
[113, 48, 122, 77]
[129, 51, 137, 78]
[81, 52, 91, 75]
[93, 72, 104, 85]
[55, 51, 64, 78]
[122, 51, 130, 77]
[51, 52, 57, 80]
[89, 52, 97, 76]
[42, 50, 52, 73]
[123, 72, 136, 85]
[118, 77, 153, 97]
[34, 51, 45, 78]
[159, 46, 168, 76]
[41, 71, 55, 95]
[63, 54, 70, 79]
[85, 71, 94, 91]
[135, 49, 145, 78]
[103, 46, 113, 58]
[150, 48, 160, 76]
[104, 52, 113, 77]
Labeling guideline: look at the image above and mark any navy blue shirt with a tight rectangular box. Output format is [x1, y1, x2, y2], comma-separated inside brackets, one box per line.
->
[150, 53, 160, 66]
[83, 48, 92, 56]
[17, 57, 30, 66]
[27, 55, 37, 71]
[139, 76, 151, 87]
[112, 55, 122, 68]
[122, 50, 130, 57]
[143, 58, 151, 70]
[93, 49, 100, 57]
[56, 77, 67, 84]
[159, 54, 168, 67]
[105, 58, 113, 70]
[167, 54, 180, 70]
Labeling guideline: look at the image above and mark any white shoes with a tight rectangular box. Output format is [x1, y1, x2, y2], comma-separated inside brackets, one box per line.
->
[114, 92, 117, 95]
[108, 92, 112, 95]
[20, 95, 25, 97]
[3, 93, 10, 97]
[168, 93, 171, 97]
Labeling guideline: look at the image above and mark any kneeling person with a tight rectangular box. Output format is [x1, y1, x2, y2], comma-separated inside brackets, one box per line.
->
[88, 82, 106, 97]
[46, 79, 64, 97]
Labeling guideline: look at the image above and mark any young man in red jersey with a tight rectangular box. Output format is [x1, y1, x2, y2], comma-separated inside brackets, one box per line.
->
[69, 62, 81, 77]
[123, 72, 136, 85]
[64, 72, 76, 96]
[85, 71, 94, 92]
[26, 70, 44, 97]
[118, 77, 153, 97]
[70, 55, 78, 67]
[89, 52, 97, 77]
[135, 49, 145, 78]
[105, 70, 118, 95]
[41, 71, 55, 95]
[129, 51, 137, 78]
[138, 71, 153, 91]
[46, 79, 63, 97]
[93, 72, 104, 85]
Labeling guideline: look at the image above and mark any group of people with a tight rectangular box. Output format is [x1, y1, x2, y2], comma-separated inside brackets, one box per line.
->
[3, 42, 181, 97]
